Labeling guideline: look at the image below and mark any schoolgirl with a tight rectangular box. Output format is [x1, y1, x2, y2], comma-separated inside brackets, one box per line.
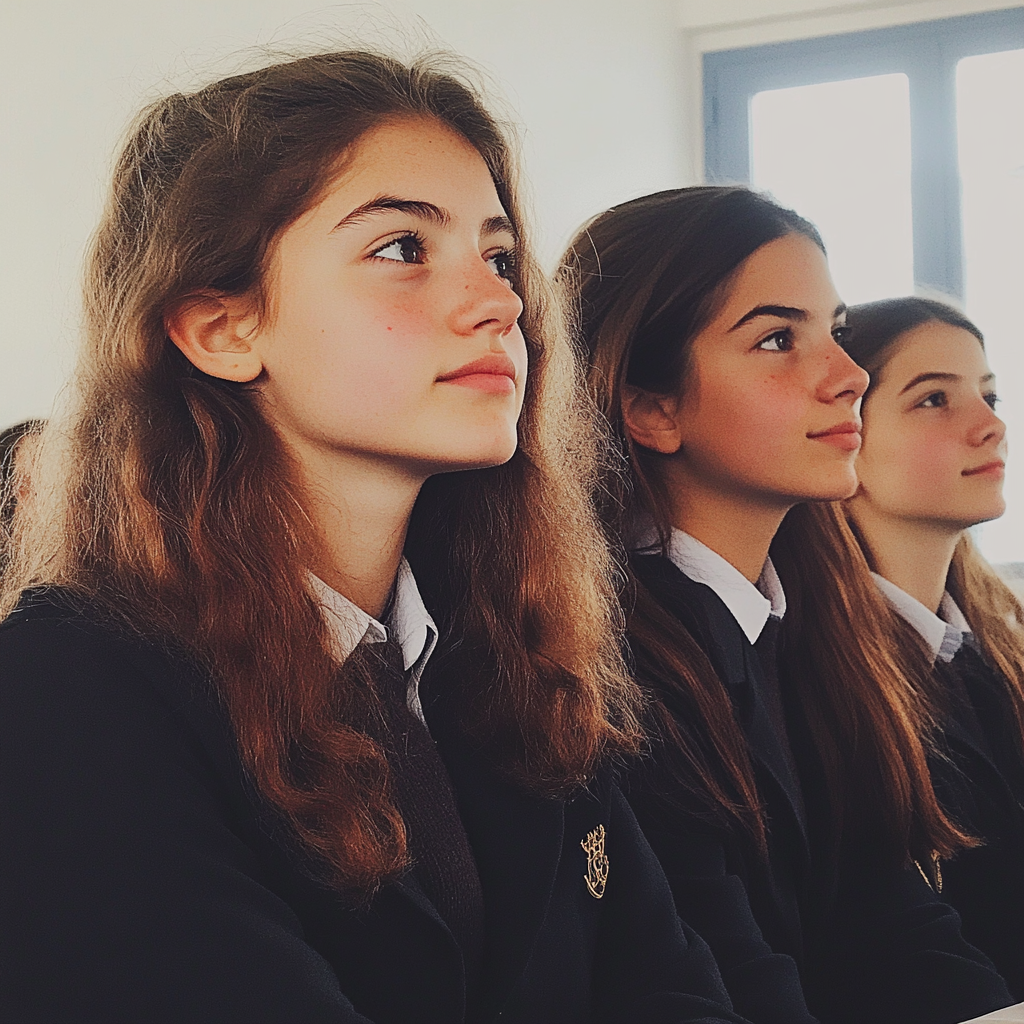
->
[0, 55, 745, 1023]
[559, 186, 1013, 1024]
[843, 296, 1024, 999]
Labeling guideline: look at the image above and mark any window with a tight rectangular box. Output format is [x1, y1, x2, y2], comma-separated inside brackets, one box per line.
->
[751, 72, 914, 305]
[704, 9, 1024, 564]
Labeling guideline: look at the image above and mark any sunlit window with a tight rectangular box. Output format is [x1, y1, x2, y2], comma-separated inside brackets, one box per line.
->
[957, 48, 1024, 564]
[751, 74, 915, 307]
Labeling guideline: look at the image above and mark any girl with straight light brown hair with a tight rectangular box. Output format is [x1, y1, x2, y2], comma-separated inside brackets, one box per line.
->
[559, 186, 1013, 1024]
[0, 53, 746, 1024]
[843, 296, 1024, 1000]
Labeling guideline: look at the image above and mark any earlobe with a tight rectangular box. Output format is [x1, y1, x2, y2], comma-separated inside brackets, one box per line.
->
[621, 385, 686, 455]
[164, 293, 264, 383]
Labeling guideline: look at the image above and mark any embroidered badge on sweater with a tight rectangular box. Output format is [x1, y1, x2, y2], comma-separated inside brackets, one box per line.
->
[581, 825, 609, 898]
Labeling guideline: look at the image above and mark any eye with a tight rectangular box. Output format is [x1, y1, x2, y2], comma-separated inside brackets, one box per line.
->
[371, 233, 424, 264]
[918, 391, 947, 408]
[486, 247, 516, 281]
[756, 329, 793, 352]
[984, 392, 1000, 410]
[832, 324, 851, 345]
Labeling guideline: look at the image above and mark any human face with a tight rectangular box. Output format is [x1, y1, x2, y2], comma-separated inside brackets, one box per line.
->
[251, 116, 527, 480]
[855, 321, 1006, 531]
[669, 233, 868, 509]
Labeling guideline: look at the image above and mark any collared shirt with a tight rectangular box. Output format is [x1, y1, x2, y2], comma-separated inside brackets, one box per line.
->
[652, 528, 786, 644]
[871, 572, 972, 664]
[307, 557, 438, 723]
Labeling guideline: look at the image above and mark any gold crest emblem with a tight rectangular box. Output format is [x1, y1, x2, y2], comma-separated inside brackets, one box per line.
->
[581, 825, 609, 899]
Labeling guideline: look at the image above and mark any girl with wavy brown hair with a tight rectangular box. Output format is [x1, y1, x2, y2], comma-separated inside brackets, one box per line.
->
[559, 186, 1013, 1024]
[843, 296, 1024, 999]
[0, 53, 746, 1024]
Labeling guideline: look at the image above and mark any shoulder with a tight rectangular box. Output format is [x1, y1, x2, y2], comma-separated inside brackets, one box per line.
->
[1, 587, 211, 702]
[0, 588, 235, 792]
[630, 554, 738, 637]
[629, 554, 749, 683]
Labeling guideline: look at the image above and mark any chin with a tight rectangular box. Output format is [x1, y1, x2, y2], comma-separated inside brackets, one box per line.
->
[437, 438, 519, 473]
[965, 502, 1008, 528]
[802, 470, 860, 502]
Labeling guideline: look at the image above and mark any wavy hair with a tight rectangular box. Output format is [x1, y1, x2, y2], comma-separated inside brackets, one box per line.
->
[2, 50, 641, 897]
[843, 296, 1024, 760]
[559, 187, 969, 867]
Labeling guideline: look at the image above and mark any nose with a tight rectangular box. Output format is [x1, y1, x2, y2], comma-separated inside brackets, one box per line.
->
[817, 340, 869, 404]
[967, 398, 1007, 449]
[448, 256, 524, 339]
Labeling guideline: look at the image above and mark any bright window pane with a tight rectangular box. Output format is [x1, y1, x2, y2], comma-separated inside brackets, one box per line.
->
[751, 74, 914, 305]
[957, 48, 1024, 566]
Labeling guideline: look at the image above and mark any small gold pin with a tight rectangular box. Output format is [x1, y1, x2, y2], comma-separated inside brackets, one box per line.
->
[581, 825, 609, 899]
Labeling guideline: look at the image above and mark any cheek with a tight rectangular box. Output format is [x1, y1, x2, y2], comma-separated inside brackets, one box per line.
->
[861, 425, 957, 502]
[696, 375, 809, 466]
[262, 284, 439, 433]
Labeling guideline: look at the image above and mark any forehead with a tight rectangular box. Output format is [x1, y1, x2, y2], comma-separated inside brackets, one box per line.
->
[881, 321, 989, 385]
[715, 233, 838, 318]
[317, 116, 504, 217]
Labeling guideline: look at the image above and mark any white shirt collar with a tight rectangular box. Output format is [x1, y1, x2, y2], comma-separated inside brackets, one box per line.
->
[871, 572, 971, 664]
[307, 558, 438, 722]
[662, 529, 786, 644]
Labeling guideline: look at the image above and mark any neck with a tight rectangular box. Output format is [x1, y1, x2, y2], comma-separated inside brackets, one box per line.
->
[296, 447, 425, 619]
[663, 464, 790, 583]
[846, 497, 960, 613]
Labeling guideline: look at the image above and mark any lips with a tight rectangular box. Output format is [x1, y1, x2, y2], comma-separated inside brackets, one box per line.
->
[962, 460, 1005, 477]
[436, 354, 517, 393]
[808, 420, 862, 452]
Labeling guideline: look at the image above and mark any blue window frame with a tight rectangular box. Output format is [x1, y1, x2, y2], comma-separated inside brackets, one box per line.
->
[703, 8, 1024, 298]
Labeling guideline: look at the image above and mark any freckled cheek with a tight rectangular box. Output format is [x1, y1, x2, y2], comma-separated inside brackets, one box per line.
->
[273, 309, 437, 418]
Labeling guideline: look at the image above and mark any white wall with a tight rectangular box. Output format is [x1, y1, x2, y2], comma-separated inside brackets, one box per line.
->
[0, 0, 1015, 424]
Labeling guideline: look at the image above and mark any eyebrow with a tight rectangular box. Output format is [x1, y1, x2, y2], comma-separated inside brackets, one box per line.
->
[900, 370, 996, 394]
[332, 195, 516, 239]
[729, 302, 846, 332]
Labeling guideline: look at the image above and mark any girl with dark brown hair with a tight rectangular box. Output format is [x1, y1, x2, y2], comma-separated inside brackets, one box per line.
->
[843, 296, 1024, 999]
[559, 186, 1013, 1024]
[0, 53, 746, 1024]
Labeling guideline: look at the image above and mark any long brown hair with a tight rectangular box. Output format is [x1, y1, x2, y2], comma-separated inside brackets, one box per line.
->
[2, 50, 641, 897]
[560, 187, 968, 866]
[843, 296, 1024, 758]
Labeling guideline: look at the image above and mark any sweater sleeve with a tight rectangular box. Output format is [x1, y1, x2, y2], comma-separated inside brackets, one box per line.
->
[0, 615, 374, 1024]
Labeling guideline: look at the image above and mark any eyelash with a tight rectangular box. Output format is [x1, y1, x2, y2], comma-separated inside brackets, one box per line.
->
[917, 391, 1000, 410]
[370, 231, 427, 265]
[488, 248, 517, 281]
[369, 232, 518, 281]
[755, 324, 849, 352]
[756, 329, 793, 352]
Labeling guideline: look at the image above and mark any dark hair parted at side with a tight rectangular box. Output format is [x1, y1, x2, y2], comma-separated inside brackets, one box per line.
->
[843, 296, 1024, 766]
[2, 51, 641, 897]
[568, 186, 824, 549]
[844, 296, 985, 395]
[560, 186, 969, 867]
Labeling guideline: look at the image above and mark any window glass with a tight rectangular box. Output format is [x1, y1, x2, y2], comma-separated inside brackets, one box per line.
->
[957, 48, 1024, 565]
[751, 74, 914, 306]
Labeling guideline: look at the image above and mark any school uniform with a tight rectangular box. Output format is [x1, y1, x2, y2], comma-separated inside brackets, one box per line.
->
[627, 535, 1012, 1024]
[875, 574, 1024, 1000]
[0, 566, 747, 1024]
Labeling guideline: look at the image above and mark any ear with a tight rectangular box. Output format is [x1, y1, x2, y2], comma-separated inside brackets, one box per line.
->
[621, 384, 686, 455]
[164, 293, 263, 382]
